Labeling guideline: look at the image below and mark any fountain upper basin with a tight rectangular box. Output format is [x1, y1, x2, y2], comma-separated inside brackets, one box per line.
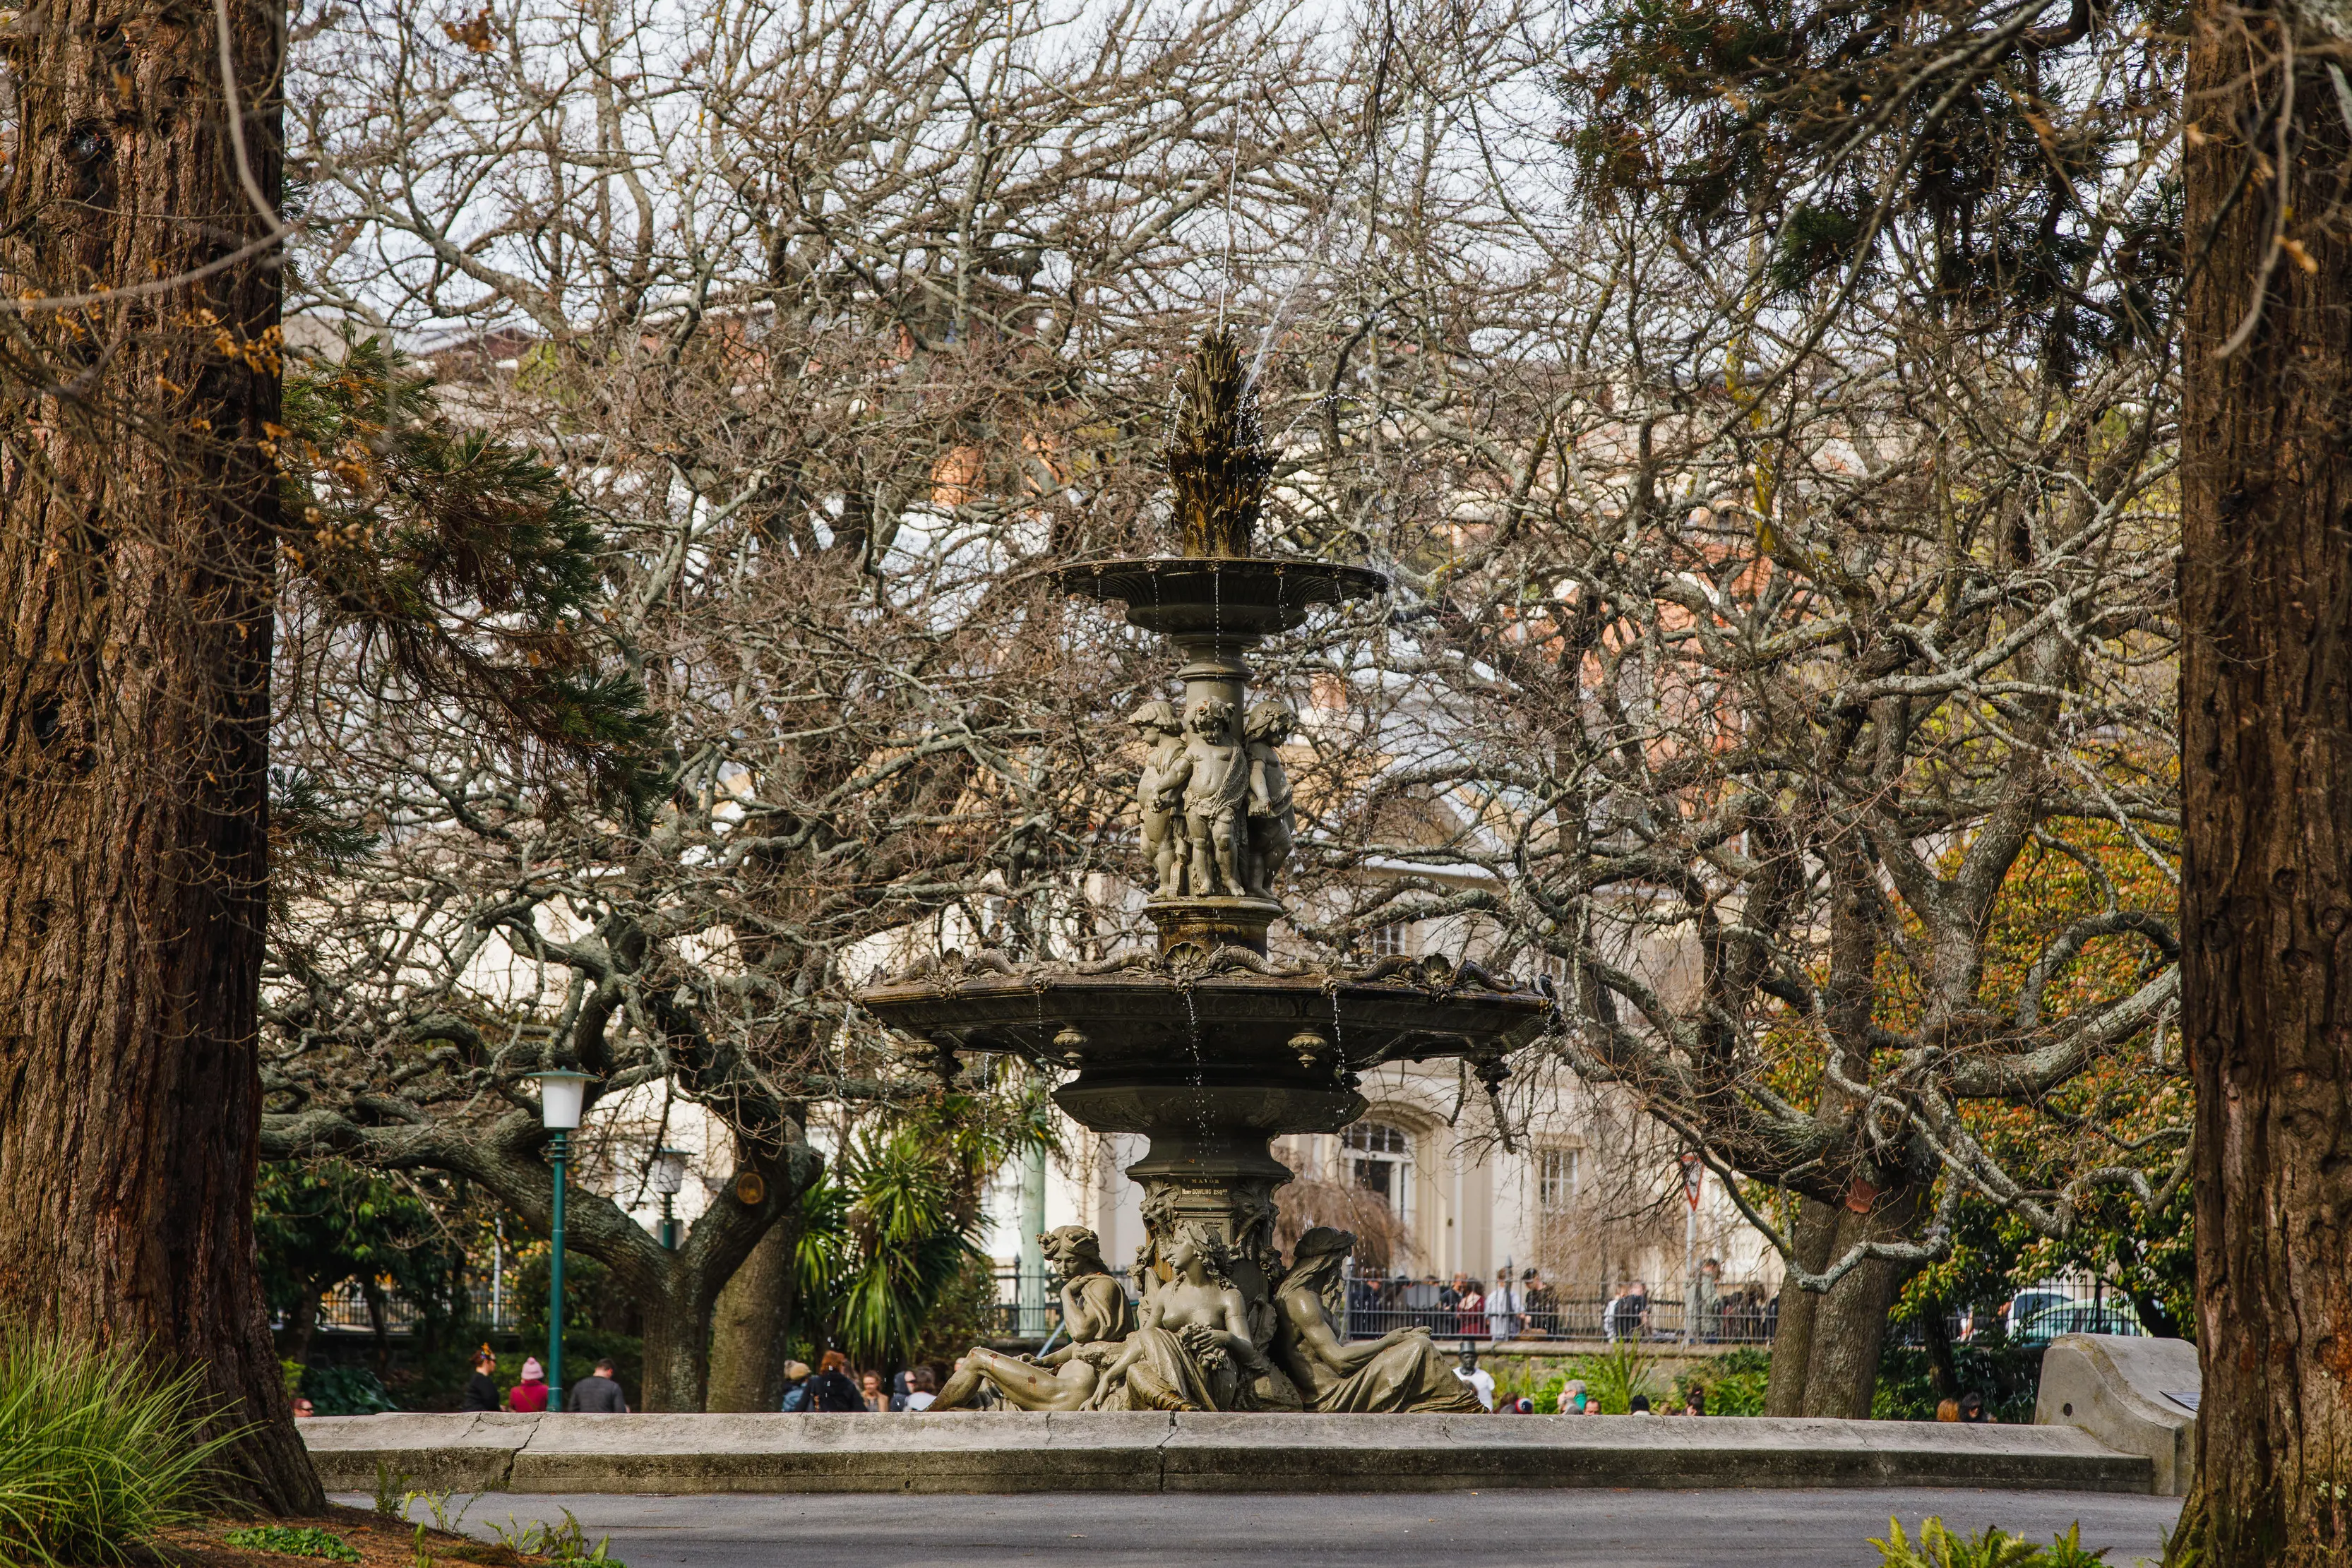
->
[854, 950, 1554, 1106]
[1052, 557, 1388, 640]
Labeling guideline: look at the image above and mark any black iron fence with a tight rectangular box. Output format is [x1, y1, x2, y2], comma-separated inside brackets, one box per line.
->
[1333, 1283, 1777, 1345]
[275, 1280, 517, 1336]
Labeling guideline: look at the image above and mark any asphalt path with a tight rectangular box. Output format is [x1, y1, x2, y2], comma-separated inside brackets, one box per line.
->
[349, 1488, 2183, 1568]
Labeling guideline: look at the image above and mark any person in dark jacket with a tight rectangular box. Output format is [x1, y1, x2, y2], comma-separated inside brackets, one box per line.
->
[460, 1349, 501, 1413]
[806, 1350, 865, 1412]
[571, 1358, 628, 1413]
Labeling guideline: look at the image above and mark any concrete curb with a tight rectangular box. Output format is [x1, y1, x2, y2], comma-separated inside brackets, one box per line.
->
[303, 1411, 2152, 1495]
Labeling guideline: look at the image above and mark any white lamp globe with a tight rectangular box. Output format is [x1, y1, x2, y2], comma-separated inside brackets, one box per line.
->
[650, 1147, 690, 1196]
[528, 1068, 591, 1131]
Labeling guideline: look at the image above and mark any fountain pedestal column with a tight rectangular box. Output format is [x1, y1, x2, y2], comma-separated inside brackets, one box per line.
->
[1056, 1077, 1363, 1318]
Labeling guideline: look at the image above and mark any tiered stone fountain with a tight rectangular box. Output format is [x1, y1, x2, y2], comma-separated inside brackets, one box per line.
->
[855, 331, 1552, 1414]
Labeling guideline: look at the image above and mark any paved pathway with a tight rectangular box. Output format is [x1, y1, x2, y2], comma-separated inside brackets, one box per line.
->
[355, 1488, 2183, 1568]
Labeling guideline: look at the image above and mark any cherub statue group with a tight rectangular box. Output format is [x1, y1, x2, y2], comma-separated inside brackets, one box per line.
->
[931, 1223, 1476, 1416]
[1133, 696, 1296, 900]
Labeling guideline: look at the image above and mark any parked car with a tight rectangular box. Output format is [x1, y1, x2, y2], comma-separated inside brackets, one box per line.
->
[2014, 1302, 2146, 1346]
[2002, 1288, 2072, 1336]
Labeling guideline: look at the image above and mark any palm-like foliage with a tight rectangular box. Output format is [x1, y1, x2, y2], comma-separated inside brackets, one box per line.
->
[794, 1079, 1056, 1367]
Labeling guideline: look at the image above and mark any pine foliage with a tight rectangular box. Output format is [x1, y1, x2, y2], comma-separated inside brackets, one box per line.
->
[271, 338, 657, 800]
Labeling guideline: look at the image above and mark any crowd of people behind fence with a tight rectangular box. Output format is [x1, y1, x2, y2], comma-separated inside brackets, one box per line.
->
[1342, 1259, 1777, 1343]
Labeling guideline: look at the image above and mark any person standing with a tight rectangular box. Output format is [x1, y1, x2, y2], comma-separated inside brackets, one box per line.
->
[1487, 1268, 1522, 1342]
[1557, 1378, 1587, 1415]
[1522, 1269, 1555, 1338]
[461, 1349, 501, 1413]
[902, 1367, 938, 1411]
[1691, 1258, 1724, 1343]
[1457, 1279, 1486, 1341]
[807, 1351, 865, 1412]
[859, 1370, 888, 1412]
[570, 1358, 628, 1413]
[778, 1360, 815, 1411]
[1607, 1279, 1651, 1342]
[1407, 1275, 1440, 1332]
[1452, 1342, 1496, 1411]
[508, 1357, 550, 1413]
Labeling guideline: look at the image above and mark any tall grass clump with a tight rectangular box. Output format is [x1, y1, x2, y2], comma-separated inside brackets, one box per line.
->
[0, 1333, 239, 1566]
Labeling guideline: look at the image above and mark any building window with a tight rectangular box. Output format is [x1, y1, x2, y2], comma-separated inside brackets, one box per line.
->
[1368, 922, 1411, 957]
[1536, 1147, 1579, 1211]
[1342, 1120, 1413, 1223]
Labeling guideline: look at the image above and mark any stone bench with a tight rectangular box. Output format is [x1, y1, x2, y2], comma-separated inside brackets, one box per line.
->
[2035, 1334, 2199, 1497]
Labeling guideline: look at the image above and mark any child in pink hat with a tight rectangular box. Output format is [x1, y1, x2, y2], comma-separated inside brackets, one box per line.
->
[509, 1356, 550, 1413]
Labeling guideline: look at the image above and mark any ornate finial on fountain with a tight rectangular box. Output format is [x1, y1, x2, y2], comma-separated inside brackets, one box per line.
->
[1165, 329, 1272, 559]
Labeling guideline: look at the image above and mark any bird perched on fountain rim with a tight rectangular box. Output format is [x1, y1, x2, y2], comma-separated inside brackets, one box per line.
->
[1164, 328, 1275, 559]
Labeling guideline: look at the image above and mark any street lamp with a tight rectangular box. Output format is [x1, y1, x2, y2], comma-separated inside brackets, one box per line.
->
[527, 1066, 590, 1412]
[650, 1147, 690, 1250]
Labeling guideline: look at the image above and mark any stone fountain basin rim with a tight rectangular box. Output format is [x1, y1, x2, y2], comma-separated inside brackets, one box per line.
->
[854, 969, 1556, 1069]
[1052, 558, 1391, 633]
[1052, 556, 1391, 599]
[854, 968, 1551, 1019]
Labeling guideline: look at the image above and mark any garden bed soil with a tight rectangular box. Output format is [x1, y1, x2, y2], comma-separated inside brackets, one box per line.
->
[122, 1504, 537, 1568]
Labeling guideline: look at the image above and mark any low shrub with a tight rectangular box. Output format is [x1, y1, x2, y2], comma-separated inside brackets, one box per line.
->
[1678, 1347, 1769, 1416]
[486, 1510, 626, 1568]
[1570, 1340, 1660, 1413]
[1873, 1344, 2041, 1423]
[1872, 1516, 2110, 1567]
[223, 1527, 363, 1562]
[0, 1332, 239, 1567]
[301, 1363, 399, 1416]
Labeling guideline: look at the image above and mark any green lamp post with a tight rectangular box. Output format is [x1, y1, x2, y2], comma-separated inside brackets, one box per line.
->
[527, 1066, 590, 1411]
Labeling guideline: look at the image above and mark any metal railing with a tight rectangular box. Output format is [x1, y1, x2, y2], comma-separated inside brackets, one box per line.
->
[282, 1280, 516, 1336]
[984, 1264, 1130, 1341]
[1334, 1286, 1777, 1345]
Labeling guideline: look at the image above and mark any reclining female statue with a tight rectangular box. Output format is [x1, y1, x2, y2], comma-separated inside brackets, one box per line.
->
[931, 1226, 1137, 1411]
[1089, 1223, 1300, 1411]
[1274, 1227, 1481, 1413]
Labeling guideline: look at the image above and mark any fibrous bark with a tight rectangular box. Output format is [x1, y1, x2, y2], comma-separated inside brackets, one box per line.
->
[2178, 9, 2352, 1560]
[0, 0, 318, 1512]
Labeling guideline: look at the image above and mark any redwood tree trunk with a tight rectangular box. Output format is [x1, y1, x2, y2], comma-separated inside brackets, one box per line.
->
[0, 0, 318, 1512]
[2178, 8, 2352, 1560]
